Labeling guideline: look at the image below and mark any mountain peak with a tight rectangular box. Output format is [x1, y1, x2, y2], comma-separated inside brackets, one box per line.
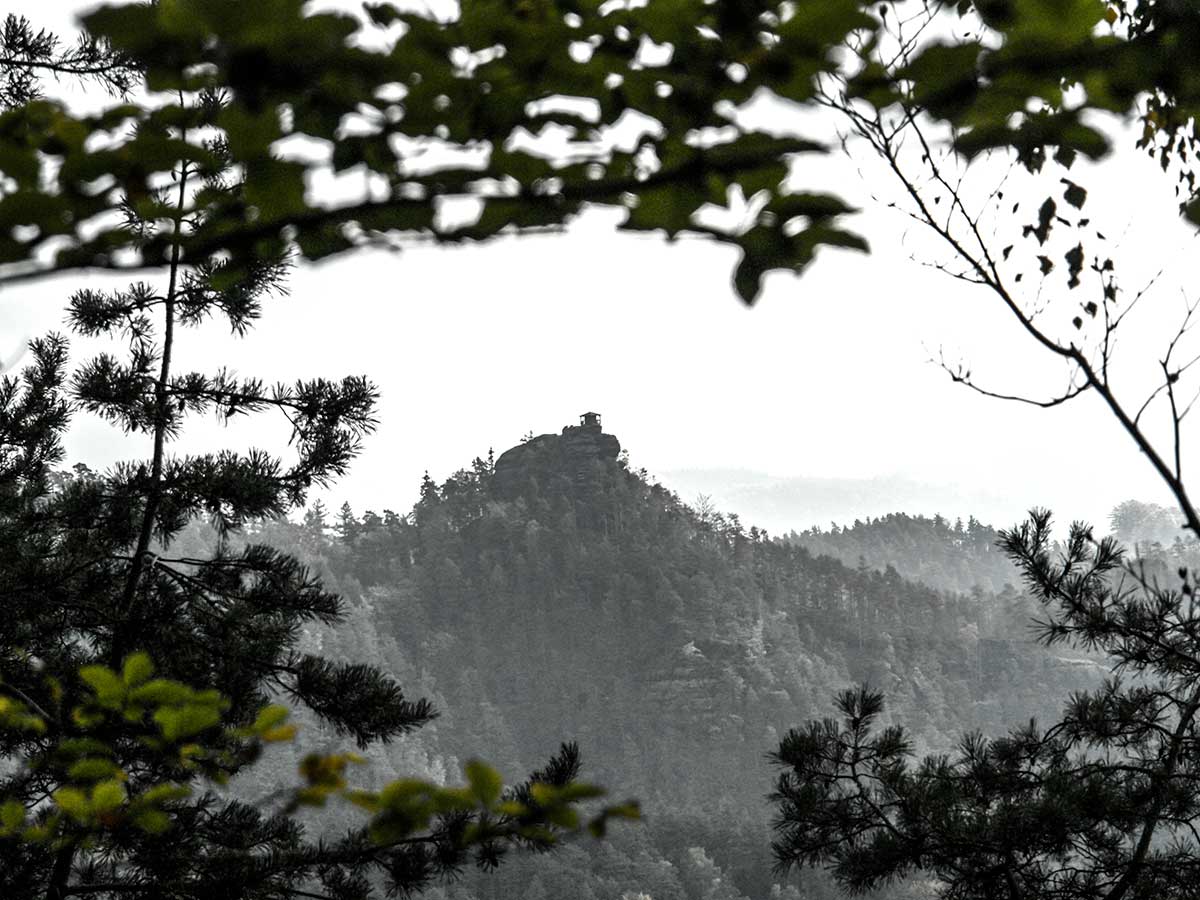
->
[493, 412, 621, 500]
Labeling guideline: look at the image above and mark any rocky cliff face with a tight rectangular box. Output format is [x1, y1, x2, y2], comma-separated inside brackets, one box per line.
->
[493, 420, 621, 502]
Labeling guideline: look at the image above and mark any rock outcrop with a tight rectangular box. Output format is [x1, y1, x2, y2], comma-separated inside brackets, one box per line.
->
[493, 414, 621, 502]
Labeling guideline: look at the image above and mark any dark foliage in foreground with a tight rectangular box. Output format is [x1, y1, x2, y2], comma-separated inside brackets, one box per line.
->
[772, 510, 1200, 900]
[0, 17, 626, 900]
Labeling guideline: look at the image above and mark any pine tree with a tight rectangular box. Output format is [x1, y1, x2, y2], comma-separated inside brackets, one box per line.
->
[336, 501, 359, 545]
[0, 13, 135, 110]
[770, 510, 1200, 900]
[303, 499, 328, 534]
[419, 472, 440, 505]
[0, 80, 429, 896]
[0, 18, 634, 900]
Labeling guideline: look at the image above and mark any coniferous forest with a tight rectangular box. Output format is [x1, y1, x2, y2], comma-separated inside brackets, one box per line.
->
[202, 420, 1119, 900]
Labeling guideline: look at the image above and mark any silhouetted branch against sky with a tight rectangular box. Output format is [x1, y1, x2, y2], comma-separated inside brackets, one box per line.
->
[809, 2, 1200, 540]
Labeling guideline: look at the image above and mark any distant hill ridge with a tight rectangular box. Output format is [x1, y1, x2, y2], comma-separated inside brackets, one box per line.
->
[786, 512, 1020, 596]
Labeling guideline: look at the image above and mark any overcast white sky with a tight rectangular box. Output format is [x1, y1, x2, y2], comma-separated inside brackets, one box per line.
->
[2, 1, 1195, 535]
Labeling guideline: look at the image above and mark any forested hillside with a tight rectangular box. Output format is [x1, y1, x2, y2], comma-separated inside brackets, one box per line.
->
[786, 514, 1019, 595]
[225, 420, 1105, 900]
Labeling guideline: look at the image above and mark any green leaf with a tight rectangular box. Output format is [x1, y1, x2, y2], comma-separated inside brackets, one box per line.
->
[770, 192, 857, 221]
[0, 190, 72, 232]
[555, 782, 607, 802]
[243, 158, 309, 221]
[624, 184, 706, 236]
[80, 665, 125, 709]
[955, 111, 1110, 166]
[91, 779, 126, 813]
[0, 696, 45, 733]
[261, 723, 297, 742]
[732, 217, 869, 304]
[544, 805, 580, 829]
[1007, 0, 1106, 40]
[217, 104, 283, 157]
[58, 737, 113, 758]
[587, 801, 641, 837]
[1024, 197, 1057, 245]
[128, 679, 193, 706]
[68, 758, 123, 782]
[900, 42, 983, 120]
[0, 800, 25, 832]
[1062, 179, 1087, 209]
[53, 787, 91, 822]
[1186, 196, 1200, 227]
[137, 783, 192, 806]
[71, 707, 105, 729]
[1065, 243, 1084, 288]
[251, 703, 290, 734]
[803, 226, 870, 254]
[465, 760, 503, 807]
[122, 652, 154, 687]
[153, 703, 221, 742]
[778, 0, 878, 63]
[132, 809, 171, 833]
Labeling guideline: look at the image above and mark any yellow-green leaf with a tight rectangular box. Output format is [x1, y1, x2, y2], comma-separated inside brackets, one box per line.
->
[91, 779, 126, 813]
[465, 760, 503, 807]
[132, 809, 171, 833]
[121, 652, 154, 687]
[0, 800, 25, 832]
[79, 665, 124, 708]
[67, 758, 123, 782]
[53, 787, 91, 822]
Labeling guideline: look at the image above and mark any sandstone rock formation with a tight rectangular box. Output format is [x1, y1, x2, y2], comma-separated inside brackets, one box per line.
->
[493, 413, 621, 502]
